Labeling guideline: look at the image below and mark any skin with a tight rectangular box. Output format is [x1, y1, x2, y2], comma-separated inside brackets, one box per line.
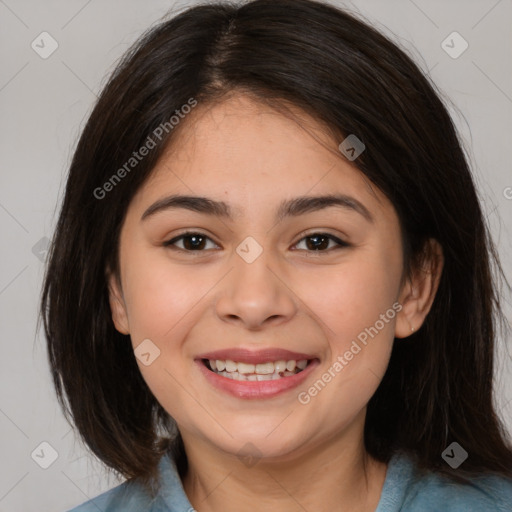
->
[108, 93, 443, 512]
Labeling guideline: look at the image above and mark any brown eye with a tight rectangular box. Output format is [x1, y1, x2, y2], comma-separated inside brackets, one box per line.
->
[293, 233, 349, 252]
[164, 232, 218, 251]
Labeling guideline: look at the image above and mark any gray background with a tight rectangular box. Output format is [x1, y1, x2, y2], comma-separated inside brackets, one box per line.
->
[0, 0, 511, 510]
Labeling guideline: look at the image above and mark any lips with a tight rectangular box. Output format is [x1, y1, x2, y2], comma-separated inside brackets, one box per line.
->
[195, 348, 319, 399]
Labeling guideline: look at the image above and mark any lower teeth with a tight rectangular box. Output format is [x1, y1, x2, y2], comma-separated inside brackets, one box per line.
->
[212, 368, 301, 381]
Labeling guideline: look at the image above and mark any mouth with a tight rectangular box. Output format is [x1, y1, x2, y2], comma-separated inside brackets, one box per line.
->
[202, 358, 310, 381]
[195, 348, 319, 399]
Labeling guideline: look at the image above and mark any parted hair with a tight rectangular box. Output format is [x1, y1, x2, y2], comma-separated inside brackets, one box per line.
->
[40, 0, 512, 495]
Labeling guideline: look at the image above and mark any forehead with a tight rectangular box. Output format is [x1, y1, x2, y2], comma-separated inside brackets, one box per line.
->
[129, 94, 391, 221]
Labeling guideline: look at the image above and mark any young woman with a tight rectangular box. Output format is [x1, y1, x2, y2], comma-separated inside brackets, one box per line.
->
[41, 1, 512, 510]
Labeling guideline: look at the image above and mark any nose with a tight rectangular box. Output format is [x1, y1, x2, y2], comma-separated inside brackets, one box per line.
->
[214, 246, 298, 330]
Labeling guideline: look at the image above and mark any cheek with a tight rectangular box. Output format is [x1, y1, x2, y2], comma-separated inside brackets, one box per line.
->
[122, 250, 210, 340]
[294, 248, 401, 409]
[294, 266, 398, 428]
[299, 251, 401, 343]
[119, 252, 209, 424]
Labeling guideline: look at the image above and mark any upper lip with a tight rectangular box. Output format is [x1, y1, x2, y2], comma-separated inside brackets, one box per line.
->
[196, 348, 317, 364]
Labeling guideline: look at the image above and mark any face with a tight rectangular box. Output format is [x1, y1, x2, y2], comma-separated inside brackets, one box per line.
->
[108, 93, 436, 462]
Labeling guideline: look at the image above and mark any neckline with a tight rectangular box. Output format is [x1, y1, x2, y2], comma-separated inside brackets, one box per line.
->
[156, 450, 413, 511]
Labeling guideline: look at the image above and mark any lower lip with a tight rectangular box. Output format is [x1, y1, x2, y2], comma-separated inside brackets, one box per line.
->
[196, 359, 319, 399]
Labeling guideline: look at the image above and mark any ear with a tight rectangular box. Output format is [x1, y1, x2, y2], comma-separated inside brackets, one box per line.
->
[395, 238, 444, 338]
[107, 270, 130, 335]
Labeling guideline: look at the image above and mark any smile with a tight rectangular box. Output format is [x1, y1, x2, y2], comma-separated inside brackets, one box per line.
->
[195, 349, 320, 399]
[204, 358, 310, 381]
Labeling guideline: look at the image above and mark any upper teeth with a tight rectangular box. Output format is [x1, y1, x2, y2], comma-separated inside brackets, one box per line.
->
[210, 359, 308, 374]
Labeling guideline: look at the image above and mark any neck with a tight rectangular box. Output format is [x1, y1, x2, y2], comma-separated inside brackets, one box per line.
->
[181, 412, 387, 512]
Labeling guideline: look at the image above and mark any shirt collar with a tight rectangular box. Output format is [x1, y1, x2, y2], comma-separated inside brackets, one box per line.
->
[152, 451, 194, 512]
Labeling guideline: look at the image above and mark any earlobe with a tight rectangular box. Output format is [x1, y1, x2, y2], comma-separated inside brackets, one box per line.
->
[107, 271, 130, 335]
[395, 239, 444, 339]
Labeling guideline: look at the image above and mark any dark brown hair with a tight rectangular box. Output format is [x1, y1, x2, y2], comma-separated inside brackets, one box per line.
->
[40, 0, 512, 495]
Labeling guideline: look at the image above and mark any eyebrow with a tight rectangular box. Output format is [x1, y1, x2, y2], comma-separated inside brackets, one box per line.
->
[141, 193, 374, 223]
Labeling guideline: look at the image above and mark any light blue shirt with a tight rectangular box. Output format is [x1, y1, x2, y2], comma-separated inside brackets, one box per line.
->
[68, 450, 512, 511]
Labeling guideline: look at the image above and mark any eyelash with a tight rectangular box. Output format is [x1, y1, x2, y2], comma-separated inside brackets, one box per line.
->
[163, 230, 350, 253]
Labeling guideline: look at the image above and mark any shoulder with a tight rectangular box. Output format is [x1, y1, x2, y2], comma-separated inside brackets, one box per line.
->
[66, 479, 160, 512]
[65, 451, 188, 512]
[378, 452, 512, 512]
[408, 471, 512, 512]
